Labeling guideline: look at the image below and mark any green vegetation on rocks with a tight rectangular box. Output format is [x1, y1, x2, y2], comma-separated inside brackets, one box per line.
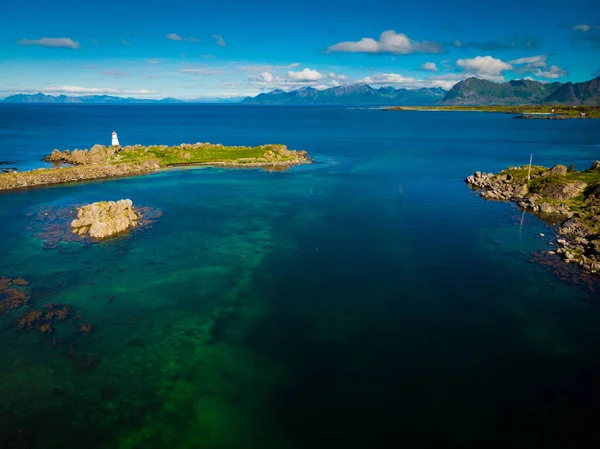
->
[386, 105, 600, 118]
[466, 161, 600, 275]
[0, 142, 312, 192]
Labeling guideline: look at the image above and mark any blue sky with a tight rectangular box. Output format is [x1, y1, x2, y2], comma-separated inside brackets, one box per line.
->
[1, 0, 599, 98]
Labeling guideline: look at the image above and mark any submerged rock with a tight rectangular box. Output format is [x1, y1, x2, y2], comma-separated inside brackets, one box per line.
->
[71, 199, 140, 239]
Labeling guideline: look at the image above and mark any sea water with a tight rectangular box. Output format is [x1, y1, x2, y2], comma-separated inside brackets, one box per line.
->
[1, 104, 600, 448]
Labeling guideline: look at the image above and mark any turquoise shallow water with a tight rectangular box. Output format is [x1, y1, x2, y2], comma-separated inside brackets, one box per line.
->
[1, 105, 600, 448]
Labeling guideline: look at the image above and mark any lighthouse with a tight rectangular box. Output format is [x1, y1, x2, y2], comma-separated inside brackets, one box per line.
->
[111, 131, 120, 147]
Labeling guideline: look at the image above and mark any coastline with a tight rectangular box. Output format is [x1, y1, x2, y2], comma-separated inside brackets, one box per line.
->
[385, 105, 600, 118]
[0, 142, 313, 192]
[466, 163, 600, 276]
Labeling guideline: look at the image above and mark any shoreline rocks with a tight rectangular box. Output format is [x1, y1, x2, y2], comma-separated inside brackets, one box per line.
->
[513, 114, 568, 120]
[45, 145, 120, 165]
[0, 161, 160, 192]
[466, 162, 600, 277]
[71, 199, 140, 239]
[0, 142, 313, 192]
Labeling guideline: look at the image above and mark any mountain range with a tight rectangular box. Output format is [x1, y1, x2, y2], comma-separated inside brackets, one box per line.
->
[3, 76, 599, 106]
[0, 93, 244, 104]
[440, 76, 600, 105]
[241, 84, 448, 106]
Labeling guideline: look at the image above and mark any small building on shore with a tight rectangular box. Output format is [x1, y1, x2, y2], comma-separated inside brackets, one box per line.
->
[112, 131, 120, 147]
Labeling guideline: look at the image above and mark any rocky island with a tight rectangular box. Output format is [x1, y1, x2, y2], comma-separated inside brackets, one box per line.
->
[466, 162, 600, 275]
[71, 199, 140, 239]
[0, 142, 313, 192]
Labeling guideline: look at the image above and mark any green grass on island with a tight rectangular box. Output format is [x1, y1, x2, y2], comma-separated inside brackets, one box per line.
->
[386, 105, 600, 118]
[0, 143, 312, 192]
[497, 164, 600, 203]
[115, 143, 307, 166]
[495, 164, 600, 211]
[48, 142, 311, 167]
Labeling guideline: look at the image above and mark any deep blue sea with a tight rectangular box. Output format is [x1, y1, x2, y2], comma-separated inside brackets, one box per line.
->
[1, 104, 600, 448]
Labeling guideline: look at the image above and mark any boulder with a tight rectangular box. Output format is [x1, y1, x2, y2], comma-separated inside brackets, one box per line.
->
[71, 199, 140, 239]
[539, 180, 586, 201]
[542, 164, 568, 177]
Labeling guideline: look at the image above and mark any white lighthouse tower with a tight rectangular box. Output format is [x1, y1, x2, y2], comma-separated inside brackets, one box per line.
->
[111, 131, 120, 147]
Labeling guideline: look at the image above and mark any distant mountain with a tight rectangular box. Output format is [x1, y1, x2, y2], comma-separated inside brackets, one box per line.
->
[242, 84, 448, 106]
[440, 78, 561, 105]
[440, 76, 600, 106]
[183, 96, 247, 104]
[542, 76, 600, 105]
[6, 76, 598, 106]
[1, 93, 185, 104]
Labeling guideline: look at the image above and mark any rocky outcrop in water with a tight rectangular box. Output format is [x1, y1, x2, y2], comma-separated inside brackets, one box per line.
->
[513, 114, 568, 120]
[0, 142, 313, 192]
[45, 145, 119, 165]
[0, 160, 18, 173]
[466, 162, 600, 276]
[71, 199, 141, 239]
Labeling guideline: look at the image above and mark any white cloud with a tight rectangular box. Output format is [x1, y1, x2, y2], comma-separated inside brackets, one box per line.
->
[573, 24, 592, 32]
[287, 68, 324, 82]
[166, 33, 198, 42]
[426, 80, 462, 90]
[239, 62, 300, 72]
[246, 66, 460, 93]
[328, 72, 348, 81]
[510, 55, 568, 79]
[102, 70, 126, 76]
[43, 86, 154, 95]
[456, 55, 512, 80]
[259, 72, 274, 83]
[509, 55, 546, 65]
[360, 73, 418, 85]
[247, 68, 342, 91]
[532, 65, 568, 79]
[18, 37, 79, 49]
[356, 73, 459, 90]
[147, 59, 161, 64]
[326, 30, 443, 55]
[420, 62, 438, 72]
[121, 40, 132, 46]
[213, 34, 226, 47]
[179, 68, 228, 76]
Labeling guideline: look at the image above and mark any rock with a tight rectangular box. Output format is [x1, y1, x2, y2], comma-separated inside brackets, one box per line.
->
[0, 160, 160, 191]
[589, 240, 600, 256]
[513, 184, 528, 198]
[43, 145, 116, 165]
[71, 199, 141, 239]
[536, 202, 574, 218]
[542, 164, 568, 177]
[592, 161, 600, 170]
[539, 180, 586, 201]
